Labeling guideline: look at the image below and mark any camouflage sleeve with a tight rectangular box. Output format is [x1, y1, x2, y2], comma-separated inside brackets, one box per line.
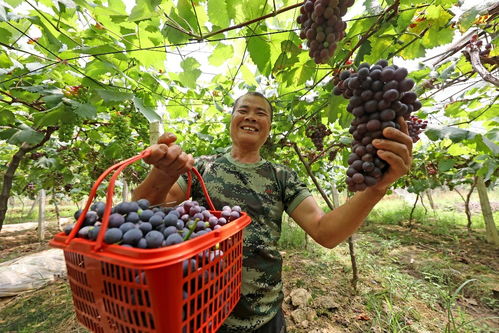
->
[176, 155, 215, 194]
[280, 167, 312, 215]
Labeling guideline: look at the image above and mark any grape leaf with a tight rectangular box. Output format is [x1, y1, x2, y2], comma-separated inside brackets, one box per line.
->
[209, 43, 233, 66]
[178, 57, 201, 89]
[133, 96, 161, 123]
[247, 35, 271, 74]
[0, 109, 15, 125]
[96, 89, 133, 102]
[73, 102, 97, 119]
[438, 159, 455, 172]
[8, 125, 44, 145]
[208, 0, 229, 27]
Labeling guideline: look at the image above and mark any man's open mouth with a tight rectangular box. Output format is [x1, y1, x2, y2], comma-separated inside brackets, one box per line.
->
[241, 126, 258, 132]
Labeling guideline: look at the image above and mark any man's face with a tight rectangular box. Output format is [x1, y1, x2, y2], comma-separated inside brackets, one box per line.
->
[230, 94, 272, 150]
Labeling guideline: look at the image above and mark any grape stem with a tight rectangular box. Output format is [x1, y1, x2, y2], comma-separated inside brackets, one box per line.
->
[465, 43, 499, 87]
[183, 218, 199, 241]
[291, 142, 335, 210]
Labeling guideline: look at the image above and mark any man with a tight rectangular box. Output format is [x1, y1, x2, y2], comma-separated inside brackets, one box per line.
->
[132, 92, 413, 332]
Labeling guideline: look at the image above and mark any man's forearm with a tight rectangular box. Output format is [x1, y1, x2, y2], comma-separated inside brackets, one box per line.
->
[132, 167, 179, 205]
[316, 186, 387, 248]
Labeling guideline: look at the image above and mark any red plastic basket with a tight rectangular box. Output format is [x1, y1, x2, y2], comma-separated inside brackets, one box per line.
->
[50, 149, 251, 333]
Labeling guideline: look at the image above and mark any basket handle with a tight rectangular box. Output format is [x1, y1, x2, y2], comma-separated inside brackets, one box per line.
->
[65, 149, 215, 251]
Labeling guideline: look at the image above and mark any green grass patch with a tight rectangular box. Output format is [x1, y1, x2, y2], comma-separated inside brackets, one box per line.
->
[0, 280, 87, 333]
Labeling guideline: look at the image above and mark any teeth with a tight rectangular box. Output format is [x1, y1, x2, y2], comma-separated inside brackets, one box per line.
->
[241, 126, 257, 132]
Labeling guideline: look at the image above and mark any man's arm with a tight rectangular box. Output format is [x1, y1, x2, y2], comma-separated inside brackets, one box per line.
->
[132, 133, 193, 206]
[290, 117, 413, 249]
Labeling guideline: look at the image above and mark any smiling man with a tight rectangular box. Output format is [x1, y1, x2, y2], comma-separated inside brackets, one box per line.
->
[132, 91, 413, 333]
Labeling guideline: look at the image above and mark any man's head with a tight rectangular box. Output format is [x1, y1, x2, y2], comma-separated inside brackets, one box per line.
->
[232, 92, 273, 122]
[230, 92, 272, 150]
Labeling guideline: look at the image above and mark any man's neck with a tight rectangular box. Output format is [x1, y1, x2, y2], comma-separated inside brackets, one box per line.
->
[230, 145, 262, 164]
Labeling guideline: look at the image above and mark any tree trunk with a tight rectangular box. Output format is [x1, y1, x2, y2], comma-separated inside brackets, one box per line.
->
[122, 178, 129, 202]
[292, 143, 359, 289]
[466, 179, 477, 233]
[149, 121, 163, 145]
[476, 177, 498, 245]
[38, 189, 46, 241]
[27, 197, 37, 218]
[348, 236, 358, 291]
[331, 182, 340, 208]
[409, 194, 419, 228]
[52, 192, 61, 230]
[425, 190, 436, 211]
[0, 128, 55, 232]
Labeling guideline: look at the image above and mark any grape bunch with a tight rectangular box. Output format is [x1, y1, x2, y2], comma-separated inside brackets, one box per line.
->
[297, 0, 355, 64]
[306, 123, 332, 151]
[64, 199, 242, 249]
[407, 115, 428, 143]
[333, 60, 422, 192]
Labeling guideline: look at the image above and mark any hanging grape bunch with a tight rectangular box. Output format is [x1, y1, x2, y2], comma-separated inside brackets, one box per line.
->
[297, 0, 355, 64]
[306, 122, 332, 151]
[407, 115, 428, 143]
[333, 60, 422, 192]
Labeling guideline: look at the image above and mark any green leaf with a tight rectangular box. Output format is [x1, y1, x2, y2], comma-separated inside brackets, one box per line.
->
[297, 59, 315, 86]
[475, 135, 499, 155]
[0, 128, 17, 140]
[208, 0, 229, 27]
[0, 52, 13, 68]
[8, 125, 44, 145]
[422, 27, 453, 48]
[327, 93, 344, 123]
[438, 159, 455, 172]
[209, 43, 233, 66]
[73, 102, 97, 119]
[5, 0, 24, 6]
[176, 0, 198, 32]
[178, 57, 201, 89]
[273, 53, 298, 72]
[96, 89, 133, 102]
[396, 8, 416, 33]
[0, 109, 15, 125]
[34, 103, 66, 127]
[354, 40, 371, 66]
[77, 44, 119, 55]
[133, 96, 161, 123]
[247, 35, 271, 74]
[129, 0, 161, 22]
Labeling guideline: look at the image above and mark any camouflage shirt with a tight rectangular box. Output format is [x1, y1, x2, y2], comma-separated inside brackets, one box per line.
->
[177, 152, 311, 331]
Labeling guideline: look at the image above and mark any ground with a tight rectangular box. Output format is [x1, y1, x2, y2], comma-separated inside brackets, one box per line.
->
[0, 212, 497, 333]
[1, 190, 499, 332]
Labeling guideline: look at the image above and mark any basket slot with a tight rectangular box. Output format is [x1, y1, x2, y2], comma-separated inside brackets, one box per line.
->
[76, 311, 105, 333]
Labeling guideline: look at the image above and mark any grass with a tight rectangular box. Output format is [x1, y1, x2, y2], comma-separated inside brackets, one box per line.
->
[4, 203, 78, 225]
[0, 280, 87, 333]
[278, 191, 498, 333]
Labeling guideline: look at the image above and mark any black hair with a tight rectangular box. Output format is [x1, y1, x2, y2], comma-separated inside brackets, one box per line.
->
[232, 92, 273, 122]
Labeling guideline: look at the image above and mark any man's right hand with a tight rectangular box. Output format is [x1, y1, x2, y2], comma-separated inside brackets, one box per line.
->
[144, 133, 194, 177]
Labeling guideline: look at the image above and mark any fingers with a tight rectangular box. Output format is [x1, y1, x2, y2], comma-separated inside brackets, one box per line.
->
[157, 132, 177, 146]
[380, 123, 413, 156]
[373, 137, 411, 166]
[397, 116, 409, 136]
[143, 143, 168, 165]
[376, 149, 411, 175]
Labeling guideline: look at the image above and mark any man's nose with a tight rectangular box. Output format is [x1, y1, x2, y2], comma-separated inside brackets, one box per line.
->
[244, 113, 256, 122]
